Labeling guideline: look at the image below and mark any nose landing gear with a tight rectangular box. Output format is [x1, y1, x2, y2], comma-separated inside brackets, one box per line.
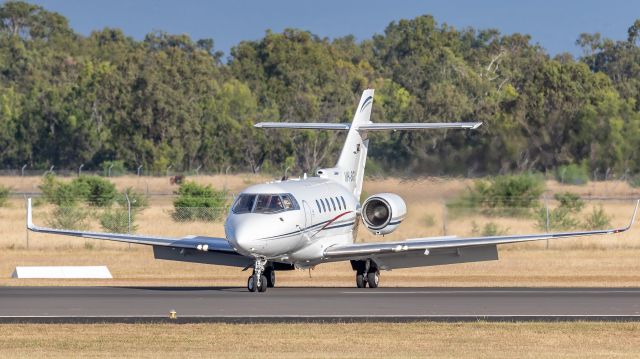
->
[247, 258, 275, 292]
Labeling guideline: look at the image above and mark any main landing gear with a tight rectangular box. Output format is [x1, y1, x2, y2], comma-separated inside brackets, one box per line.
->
[247, 258, 276, 292]
[353, 259, 380, 288]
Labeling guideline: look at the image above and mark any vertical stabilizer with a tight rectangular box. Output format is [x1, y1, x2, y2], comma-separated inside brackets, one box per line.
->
[335, 89, 374, 199]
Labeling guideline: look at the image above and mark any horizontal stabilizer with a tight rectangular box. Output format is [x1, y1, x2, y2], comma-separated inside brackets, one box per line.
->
[254, 122, 482, 131]
[357, 122, 482, 131]
[254, 122, 350, 130]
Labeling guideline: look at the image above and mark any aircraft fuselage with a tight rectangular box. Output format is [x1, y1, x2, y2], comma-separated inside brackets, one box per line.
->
[224, 177, 359, 266]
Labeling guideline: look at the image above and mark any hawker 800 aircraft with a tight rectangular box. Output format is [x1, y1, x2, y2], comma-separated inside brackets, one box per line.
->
[27, 89, 639, 292]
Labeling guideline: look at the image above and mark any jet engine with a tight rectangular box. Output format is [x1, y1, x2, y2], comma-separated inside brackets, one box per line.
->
[361, 193, 407, 235]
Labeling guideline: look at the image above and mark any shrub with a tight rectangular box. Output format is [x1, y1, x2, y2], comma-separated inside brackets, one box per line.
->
[39, 175, 85, 206]
[116, 187, 149, 210]
[0, 185, 9, 207]
[101, 160, 126, 177]
[39, 174, 117, 207]
[470, 221, 509, 236]
[584, 205, 611, 230]
[535, 192, 584, 231]
[628, 175, 640, 188]
[172, 181, 227, 222]
[423, 214, 436, 227]
[72, 176, 117, 207]
[556, 163, 589, 185]
[448, 173, 544, 217]
[46, 206, 90, 230]
[100, 208, 137, 233]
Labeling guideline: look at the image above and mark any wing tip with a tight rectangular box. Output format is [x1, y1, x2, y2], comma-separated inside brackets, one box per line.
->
[26, 197, 34, 230]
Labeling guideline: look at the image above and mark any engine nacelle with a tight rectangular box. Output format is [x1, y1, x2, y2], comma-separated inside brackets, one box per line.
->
[361, 193, 407, 235]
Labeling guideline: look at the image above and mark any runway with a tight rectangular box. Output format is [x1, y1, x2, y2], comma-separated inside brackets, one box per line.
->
[1, 287, 639, 323]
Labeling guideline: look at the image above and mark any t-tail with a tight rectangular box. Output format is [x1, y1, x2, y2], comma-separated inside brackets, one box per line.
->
[254, 89, 482, 199]
[334, 89, 374, 199]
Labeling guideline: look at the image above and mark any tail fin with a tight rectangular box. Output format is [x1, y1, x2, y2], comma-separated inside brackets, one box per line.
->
[253, 88, 481, 200]
[335, 89, 374, 199]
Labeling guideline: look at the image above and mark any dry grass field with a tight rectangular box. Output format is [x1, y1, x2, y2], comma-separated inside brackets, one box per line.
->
[0, 175, 639, 287]
[0, 322, 638, 358]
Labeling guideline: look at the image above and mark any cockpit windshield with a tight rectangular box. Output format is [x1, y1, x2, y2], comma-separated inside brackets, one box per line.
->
[232, 193, 299, 214]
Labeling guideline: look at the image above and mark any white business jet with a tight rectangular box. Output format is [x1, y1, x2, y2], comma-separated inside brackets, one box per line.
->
[27, 89, 638, 292]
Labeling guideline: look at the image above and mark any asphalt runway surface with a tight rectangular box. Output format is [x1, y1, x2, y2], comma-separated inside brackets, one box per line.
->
[1, 287, 639, 323]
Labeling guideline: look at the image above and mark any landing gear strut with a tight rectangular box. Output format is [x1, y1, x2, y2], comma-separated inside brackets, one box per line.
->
[353, 259, 380, 288]
[247, 258, 268, 292]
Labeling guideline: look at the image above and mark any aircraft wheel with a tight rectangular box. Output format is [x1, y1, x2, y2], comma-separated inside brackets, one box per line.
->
[247, 275, 257, 292]
[356, 272, 366, 288]
[258, 275, 268, 292]
[266, 268, 276, 288]
[367, 271, 379, 288]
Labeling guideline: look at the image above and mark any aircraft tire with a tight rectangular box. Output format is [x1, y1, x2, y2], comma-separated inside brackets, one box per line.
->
[258, 275, 268, 292]
[356, 273, 366, 288]
[367, 271, 379, 288]
[266, 268, 276, 288]
[247, 275, 257, 292]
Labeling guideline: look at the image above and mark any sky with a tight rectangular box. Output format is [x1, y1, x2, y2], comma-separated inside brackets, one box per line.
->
[25, 0, 640, 59]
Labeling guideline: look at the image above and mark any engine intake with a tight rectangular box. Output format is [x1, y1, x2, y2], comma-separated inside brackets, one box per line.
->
[361, 193, 407, 235]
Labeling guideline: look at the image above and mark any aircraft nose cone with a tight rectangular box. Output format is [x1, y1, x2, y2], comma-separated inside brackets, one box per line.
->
[226, 219, 263, 254]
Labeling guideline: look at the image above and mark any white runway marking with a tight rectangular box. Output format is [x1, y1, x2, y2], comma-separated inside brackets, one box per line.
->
[341, 290, 640, 295]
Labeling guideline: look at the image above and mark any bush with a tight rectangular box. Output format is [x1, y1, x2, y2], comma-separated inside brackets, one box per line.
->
[448, 173, 544, 217]
[101, 160, 126, 177]
[72, 176, 117, 207]
[39, 174, 117, 207]
[0, 185, 9, 207]
[628, 175, 640, 188]
[116, 187, 149, 210]
[556, 163, 589, 185]
[46, 206, 90, 230]
[471, 221, 509, 236]
[584, 205, 611, 230]
[39, 174, 85, 206]
[535, 192, 584, 231]
[100, 208, 137, 233]
[172, 181, 227, 222]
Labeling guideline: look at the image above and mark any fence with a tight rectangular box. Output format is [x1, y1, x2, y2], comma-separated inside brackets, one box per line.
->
[1, 193, 637, 251]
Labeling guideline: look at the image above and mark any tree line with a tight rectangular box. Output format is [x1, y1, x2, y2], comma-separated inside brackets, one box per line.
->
[1, 1, 639, 177]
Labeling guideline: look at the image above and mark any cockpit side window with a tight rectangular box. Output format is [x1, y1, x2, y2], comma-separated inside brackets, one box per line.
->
[281, 194, 299, 210]
[254, 194, 283, 213]
[232, 194, 257, 214]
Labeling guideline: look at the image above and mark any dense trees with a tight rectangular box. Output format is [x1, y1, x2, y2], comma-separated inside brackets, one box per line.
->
[0, 2, 639, 177]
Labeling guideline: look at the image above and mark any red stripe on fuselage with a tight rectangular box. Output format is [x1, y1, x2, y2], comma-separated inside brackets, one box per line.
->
[320, 211, 353, 230]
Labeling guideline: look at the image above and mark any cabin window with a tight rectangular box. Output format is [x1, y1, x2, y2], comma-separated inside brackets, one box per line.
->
[315, 199, 322, 212]
[335, 197, 342, 210]
[321, 199, 327, 212]
[324, 198, 331, 211]
[232, 194, 257, 214]
[341, 196, 346, 209]
[330, 198, 336, 211]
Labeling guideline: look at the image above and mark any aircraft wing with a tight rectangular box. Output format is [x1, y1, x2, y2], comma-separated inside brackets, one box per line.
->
[26, 198, 254, 267]
[323, 200, 639, 270]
